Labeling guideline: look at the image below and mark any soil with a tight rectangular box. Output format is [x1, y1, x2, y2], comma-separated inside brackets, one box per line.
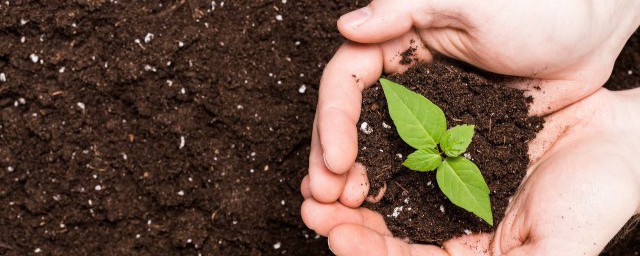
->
[605, 30, 640, 91]
[0, 0, 637, 255]
[0, 0, 366, 255]
[359, 58, 544, 243]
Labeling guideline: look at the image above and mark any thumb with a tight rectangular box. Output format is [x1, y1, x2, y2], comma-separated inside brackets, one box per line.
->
[337, 0, 465, 44]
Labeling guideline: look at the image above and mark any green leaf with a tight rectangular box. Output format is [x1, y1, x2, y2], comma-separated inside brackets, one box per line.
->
[441, 125, 475, 157]
[436, 157, 493, 225]
[403, 148, 442, 172]
[380, 79, 446, 150]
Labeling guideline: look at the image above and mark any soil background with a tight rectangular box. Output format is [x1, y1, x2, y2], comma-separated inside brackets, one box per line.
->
[0, 0, 637, 255]
[0, 0, 368, 255]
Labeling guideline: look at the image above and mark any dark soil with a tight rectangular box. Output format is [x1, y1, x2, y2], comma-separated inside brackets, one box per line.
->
[605, 30, 640, 91]
[359, 59, 544, 243]
[0, 0, 366, 255]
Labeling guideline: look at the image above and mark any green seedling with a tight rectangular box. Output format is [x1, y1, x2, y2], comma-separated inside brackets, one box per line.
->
[380, 78, 493, 225]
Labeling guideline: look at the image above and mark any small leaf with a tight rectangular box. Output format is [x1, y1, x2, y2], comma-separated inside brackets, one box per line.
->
[403, 148, 442, 172]
[441, 125, 475, 157]
[380, 79, 447, 149]
[436, 157, 493, 225]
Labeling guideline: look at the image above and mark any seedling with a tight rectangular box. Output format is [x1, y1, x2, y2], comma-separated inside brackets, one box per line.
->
[380, 78, 493, 225]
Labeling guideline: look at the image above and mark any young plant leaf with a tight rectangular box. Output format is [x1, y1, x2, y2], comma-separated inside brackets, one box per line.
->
[380, 79, 446, 150]
[403, 148, 442, 172]
[436, 157, 493, 225]
[440, 125, 475, 157]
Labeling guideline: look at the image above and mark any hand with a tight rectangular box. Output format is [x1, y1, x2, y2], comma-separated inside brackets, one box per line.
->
[302, 87, 640, 255]
[305, 0, 640, 205]
[337, 0, 640, 115]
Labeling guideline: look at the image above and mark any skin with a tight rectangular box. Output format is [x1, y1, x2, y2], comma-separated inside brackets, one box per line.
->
[303, 0, 640, 254]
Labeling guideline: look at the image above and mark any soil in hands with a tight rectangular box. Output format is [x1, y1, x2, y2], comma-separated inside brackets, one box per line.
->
[358, 58, 544, 243]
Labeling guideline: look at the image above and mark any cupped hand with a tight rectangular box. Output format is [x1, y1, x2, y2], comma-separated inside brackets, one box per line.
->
[302, 87, 640, 255]
[338, 0, 640, 114]
[307, 0, 640, 205]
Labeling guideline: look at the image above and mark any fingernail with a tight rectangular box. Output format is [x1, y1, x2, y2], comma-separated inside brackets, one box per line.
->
[340, 6, 371, 27]
[327, 236, 335, 254]
[323, 152, 333, 172]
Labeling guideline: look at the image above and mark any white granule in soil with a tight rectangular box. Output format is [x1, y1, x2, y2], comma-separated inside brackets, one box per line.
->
[179, 136, 185, 149]
[273, 242, 281, 249]
[382, 122, 391, 129]
[360, 122, 373, 134]
[298, 84, 306, 93]
[29, 54, 39, 63]
[389, 206, 404, 218]
[144, 33, 154, 43]
[439, 205, 445, 213]
[0, 73, 6, 82]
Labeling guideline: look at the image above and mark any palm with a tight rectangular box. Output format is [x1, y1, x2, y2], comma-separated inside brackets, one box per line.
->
[302, 89, 640, 255]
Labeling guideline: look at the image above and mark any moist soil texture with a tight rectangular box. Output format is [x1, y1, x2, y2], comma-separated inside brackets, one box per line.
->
[0, 0, 366, 255]
[359, 59, 544, 243]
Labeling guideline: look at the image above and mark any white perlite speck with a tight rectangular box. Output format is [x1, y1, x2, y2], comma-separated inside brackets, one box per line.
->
[281, 200, 285, 205]
[7, 166, 14, 172]
[275, 15, 283, 21]
[144, 33, 154, 43]
[439, 205, 445, 213]
[463, 153, 472, 159]
[0, 73, 5, 82]
[360, 122, 373, 134]
[179, 136, 186, 149]
[76, 102, 85, 110]
[464, 229, 472, 235]
[298, 84, 306, 94]
[396, 153, 403, 159]
[59, 67, 66, 73]
[30, 54, 39, 63]
[95, 185, 102, 191]
[389, 206, 403, 218]
[382, 122, 391, 129]
[629, 70, 634, 75]
[273, 242, 281, 249]
[178, 41, 185, 47]
[34, 248, 42, 253]
[177, 190, 185, 196]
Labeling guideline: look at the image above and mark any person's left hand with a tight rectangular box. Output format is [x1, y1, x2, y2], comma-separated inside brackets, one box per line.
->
[302, 86, 640, 255]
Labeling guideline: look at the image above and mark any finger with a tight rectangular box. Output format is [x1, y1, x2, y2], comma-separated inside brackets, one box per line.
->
[309, 120, 347, 203]
[317, 42, 383, 174]
[301, 175, 311, 199]
[507, 78, 602, 117]
[300, 198, 391, 236]
[338, 0, 465, 44]
[527, 88, 610, 165]
[339, 163, 370, 208]
[328, 224, 449, 256]
[379, 31, 434, 75]
[442, 233, 492, 256]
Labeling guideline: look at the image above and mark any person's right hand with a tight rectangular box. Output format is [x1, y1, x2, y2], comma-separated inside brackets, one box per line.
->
[304, 0, 640, 206]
